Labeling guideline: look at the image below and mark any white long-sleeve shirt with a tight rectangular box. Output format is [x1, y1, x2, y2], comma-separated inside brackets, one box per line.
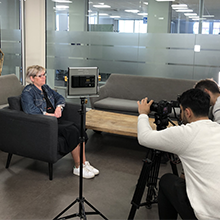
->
[138, 114, 220, 220]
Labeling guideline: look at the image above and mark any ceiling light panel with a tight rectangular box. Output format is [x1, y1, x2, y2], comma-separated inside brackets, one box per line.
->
[138, 13, 148, 16]
[110, 16, 120, 18]
[156, 0, 175, 1]
[176, 9, 193, 12]
[202, 15, 214, 18]
[93, 4, 111, 8]
[52, 0, 72, 3]
[172, 4, 187, 9]
[99, 13, 108, 16]
[184, 13, 197, 16]
[54, 5, 69, 10]
[125, 10, 139, 13]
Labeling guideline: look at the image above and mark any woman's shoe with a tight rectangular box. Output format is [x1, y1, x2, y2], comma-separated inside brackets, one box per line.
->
[73, 165, 95, 179]
[85, 161, 99, 175]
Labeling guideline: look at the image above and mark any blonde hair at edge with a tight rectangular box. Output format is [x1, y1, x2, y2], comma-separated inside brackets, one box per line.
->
[26, 65, 45, 84]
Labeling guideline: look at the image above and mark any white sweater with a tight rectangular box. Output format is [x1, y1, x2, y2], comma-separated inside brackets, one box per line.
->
[138, 114, 220, 220]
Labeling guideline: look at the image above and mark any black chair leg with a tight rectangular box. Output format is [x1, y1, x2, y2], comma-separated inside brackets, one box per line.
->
[48, 163, 53, 180]
[6, 153, 13, 168]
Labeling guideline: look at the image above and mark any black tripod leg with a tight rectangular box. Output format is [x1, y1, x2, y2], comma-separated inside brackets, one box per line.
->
[53, 199, 79, 220]
[145, 151, 161, 209]
[169, 155, 179, 176]
[84, 199, 108, 219]
[128, 157, 152, 220]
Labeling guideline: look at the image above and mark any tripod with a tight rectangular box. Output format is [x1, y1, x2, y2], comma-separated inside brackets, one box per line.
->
[53, 97, 108, 220]
[128, 113, 179, 220]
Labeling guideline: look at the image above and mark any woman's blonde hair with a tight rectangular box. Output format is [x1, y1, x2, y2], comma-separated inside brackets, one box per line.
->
[26, 65, 46, 84]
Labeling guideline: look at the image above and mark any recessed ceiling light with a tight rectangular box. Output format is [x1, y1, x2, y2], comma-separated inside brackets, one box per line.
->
[143, 2, 148, 5]
[52, 0, 72, 3]
[203, 15, 214, 18]
[110, 16, 120, 18]
[138, 13, 148, 16]
[156, 0, 175, 1]
[99, 13, 108, 16]
[53, 5, 69, 10]
[189, 16, 199, 19]
[172, 4, 187, 9]
[192, 18, 206, 21]
[93, 4, 111, 8]
[184, 13, 197, 16]
[125, 10, 139, 13]
[176, 9, 193, 12]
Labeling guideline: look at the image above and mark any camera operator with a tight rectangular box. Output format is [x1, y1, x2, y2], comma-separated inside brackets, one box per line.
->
[137, 89, 220, 220]
[194, 78, 220, 123]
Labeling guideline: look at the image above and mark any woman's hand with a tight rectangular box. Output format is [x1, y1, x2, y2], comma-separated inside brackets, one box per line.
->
[45, 106, 62, 118]
[54, 106, 62, 118]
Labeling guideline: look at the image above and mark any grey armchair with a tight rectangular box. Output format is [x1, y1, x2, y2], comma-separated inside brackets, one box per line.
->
[0, 96, 83, 180]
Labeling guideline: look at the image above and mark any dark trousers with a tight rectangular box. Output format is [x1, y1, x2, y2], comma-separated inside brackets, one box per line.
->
[158, 173, 197, 220]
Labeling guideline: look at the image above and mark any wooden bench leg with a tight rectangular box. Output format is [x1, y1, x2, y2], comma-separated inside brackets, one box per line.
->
[6, 153, 13, 168]
[48, 163, 53, 180]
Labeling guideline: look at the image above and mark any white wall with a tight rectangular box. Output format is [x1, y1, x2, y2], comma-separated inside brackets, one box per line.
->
[25, 0, 45, 69]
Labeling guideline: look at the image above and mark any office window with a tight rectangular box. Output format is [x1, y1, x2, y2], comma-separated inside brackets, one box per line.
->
[118, 20, 147, 33]
[193, 22, 210, 34]
[55, 13, 69, 31]
[119, 20, 134, 33]
[202, 22, 210, 34]
[213, 22, 220, 34]
[89, 16, 94, 24]
[134, 20, 147, 33]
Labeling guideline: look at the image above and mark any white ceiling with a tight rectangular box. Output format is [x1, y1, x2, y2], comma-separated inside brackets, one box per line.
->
[88, 0, 220, 21]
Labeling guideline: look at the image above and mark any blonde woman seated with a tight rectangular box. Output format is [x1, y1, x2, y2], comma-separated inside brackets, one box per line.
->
[21, 65, 99, 179]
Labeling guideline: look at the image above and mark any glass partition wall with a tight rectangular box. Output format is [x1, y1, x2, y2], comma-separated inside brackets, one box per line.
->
[46, 0, 220, 98]
[0, 0, 23, 82]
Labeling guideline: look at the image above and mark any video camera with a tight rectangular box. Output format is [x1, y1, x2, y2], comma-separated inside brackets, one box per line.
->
[149, 99, 180, 130]
[150, 100, 179, 117]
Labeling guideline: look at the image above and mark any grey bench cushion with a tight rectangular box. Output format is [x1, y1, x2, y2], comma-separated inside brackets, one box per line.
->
[94, 97, 180, 119]
[94, 97, 138, 114]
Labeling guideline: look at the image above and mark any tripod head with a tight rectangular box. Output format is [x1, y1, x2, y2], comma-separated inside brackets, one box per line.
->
[154, 113, 169, 131]
[151, 99, 182, 131]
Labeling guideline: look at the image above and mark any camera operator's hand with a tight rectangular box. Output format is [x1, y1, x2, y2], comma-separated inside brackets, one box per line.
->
[137, 97, 154, 115]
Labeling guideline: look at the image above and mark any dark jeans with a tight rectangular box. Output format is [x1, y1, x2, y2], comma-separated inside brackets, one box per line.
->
[158, 173, 197, 220]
